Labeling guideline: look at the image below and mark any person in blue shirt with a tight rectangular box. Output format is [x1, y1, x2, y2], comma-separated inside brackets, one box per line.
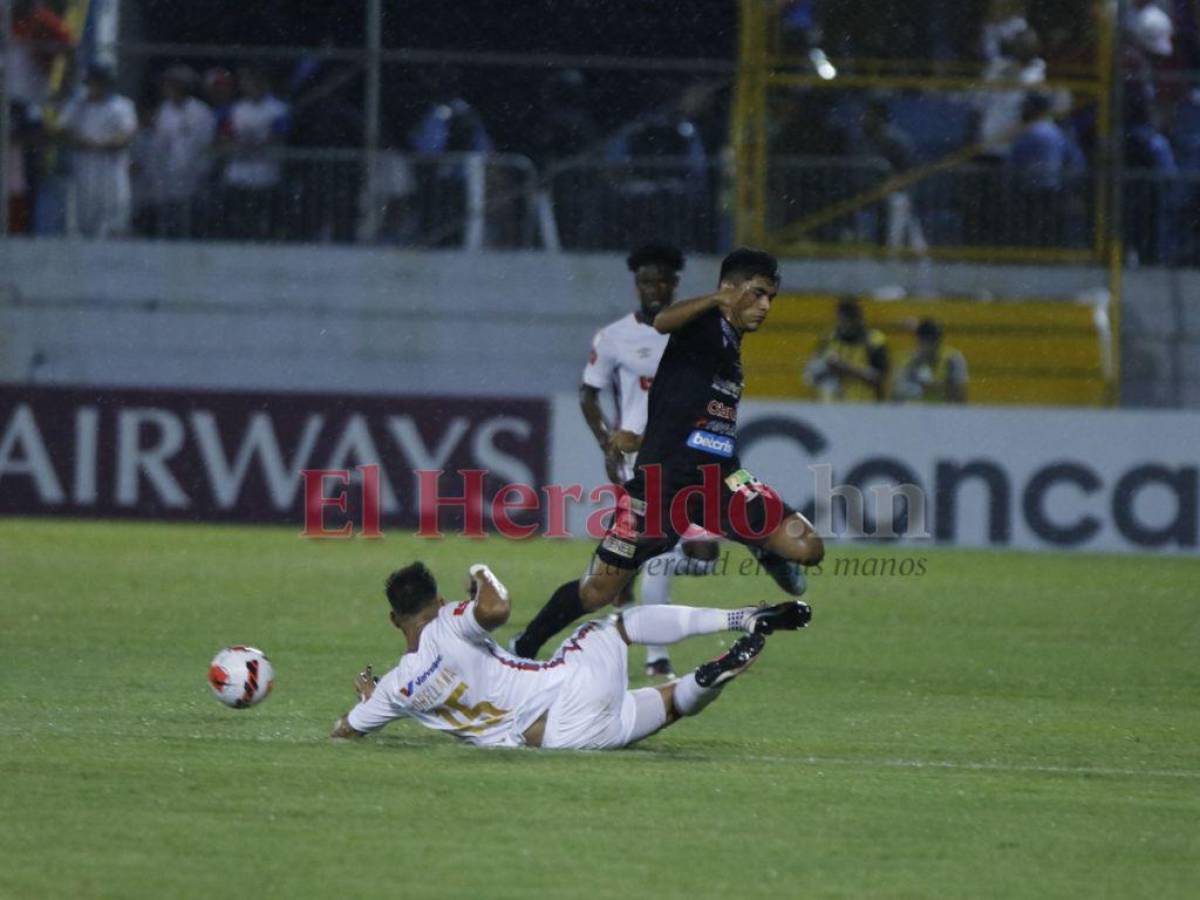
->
[1007, 93, 1085, 246]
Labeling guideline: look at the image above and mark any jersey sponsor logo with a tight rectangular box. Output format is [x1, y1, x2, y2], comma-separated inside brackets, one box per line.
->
[698, 418, 736, 437]
[639, 376, 654, 391]
[452, 600, 470, 616]
[711, 376, 743, 399]
[686, 429, 735, 458]
[602, 534, 637, 558]
[636, 346, 654, 359]
[400, 654, 443, 697]
[707, 399, 737, 422]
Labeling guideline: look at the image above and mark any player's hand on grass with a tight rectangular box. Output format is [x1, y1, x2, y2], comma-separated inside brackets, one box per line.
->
[354, 665, 378, 702]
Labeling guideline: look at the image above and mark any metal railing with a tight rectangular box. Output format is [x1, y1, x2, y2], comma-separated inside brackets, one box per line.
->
[11, 148, 1187, 265]
[768, 156, 1096, 259]
[43, 148, 540, 247]
[544, 157, 724, 253]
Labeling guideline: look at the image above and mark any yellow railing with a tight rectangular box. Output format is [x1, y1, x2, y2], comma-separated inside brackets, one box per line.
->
[733, 0, 1116, 266]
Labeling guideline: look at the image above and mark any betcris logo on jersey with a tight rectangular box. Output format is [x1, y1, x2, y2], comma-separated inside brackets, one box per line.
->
[686, 429, 735, 458]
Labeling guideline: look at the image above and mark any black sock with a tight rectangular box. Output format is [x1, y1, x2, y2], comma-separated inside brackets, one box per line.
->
[513, 580, 585, 658]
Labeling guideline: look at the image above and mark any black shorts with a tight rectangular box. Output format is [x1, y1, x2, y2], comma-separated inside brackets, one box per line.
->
[595, 465, 795, 571]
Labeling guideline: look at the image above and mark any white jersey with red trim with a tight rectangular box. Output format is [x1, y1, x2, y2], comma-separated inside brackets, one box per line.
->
[346, 600, 568, 747]
[582, 312, 669, 438]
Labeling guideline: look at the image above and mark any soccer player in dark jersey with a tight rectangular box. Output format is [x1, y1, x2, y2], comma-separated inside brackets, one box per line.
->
[512, 248, 825, 659]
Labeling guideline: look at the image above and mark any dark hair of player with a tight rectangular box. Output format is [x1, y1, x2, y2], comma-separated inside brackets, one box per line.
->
[626, 244, 684, 273]
[719, 247, 779, 285]
[385, 562, 438, 617]
[916, 317, 942, 341]
[837, 295, 862, 318]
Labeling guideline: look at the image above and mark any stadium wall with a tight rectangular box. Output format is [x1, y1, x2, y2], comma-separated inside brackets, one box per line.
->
[550, 396, 1199, 556]
[0, 238, 1195, 406]
[0, 382, 1194, 555]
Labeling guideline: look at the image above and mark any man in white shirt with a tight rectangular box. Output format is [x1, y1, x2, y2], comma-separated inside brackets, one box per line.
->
[331, 561, 810, 749]
[58, 65, 137, 238]
[150, 65, 215, 237]
[977, 27, 1048, 156]
[220, 67, 289, 238]
[520, 245, 720, 679]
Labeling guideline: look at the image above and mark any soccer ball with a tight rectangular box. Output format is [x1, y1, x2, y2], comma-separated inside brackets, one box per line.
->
[208, 646, 275, 709]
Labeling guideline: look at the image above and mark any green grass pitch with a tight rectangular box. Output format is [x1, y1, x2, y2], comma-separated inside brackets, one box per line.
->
[1, 518, 1198, 898]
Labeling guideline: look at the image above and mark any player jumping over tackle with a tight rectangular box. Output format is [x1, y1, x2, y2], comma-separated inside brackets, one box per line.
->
[511, 248, 825, 659]
[562, 243, 721, 678]
[330, 562, 810, 750]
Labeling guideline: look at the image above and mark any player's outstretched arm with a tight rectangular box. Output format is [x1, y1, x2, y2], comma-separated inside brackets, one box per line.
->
[469, 564, 511, 631]
[330, 665, 378, 739]
[652, 289, 735, 333]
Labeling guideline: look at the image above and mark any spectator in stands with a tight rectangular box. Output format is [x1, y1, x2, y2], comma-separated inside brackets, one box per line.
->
[219, 67, 290, 240]
[408, 67, 494, 247]
[128, 99, 157, 236]
[977, 27, 1048, 157]
[56, 64, 137, 238]
[1008, 92, 1085, 247]
[893, 318, 968, 404]
[5, 101, 40, 233]
[603, 87, 710, 248]
[8, 0, 74, 109]
[10, 0, 74, 235]
[861, 97, 927, 253]
[409, 76, 493, 156]
[1123, 2, 1180, 263]
[203, 67, 236, 137]
[149, 65, 215, 237]
[804, 296, 890, 403]
[981, 0, 1028, 63]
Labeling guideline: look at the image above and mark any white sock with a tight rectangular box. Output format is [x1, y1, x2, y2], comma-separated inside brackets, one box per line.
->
[640, 552, 674, 664]
[672, 672, 720, 716]
[624, 688, 670, 743]
[620, 605, 751, 647]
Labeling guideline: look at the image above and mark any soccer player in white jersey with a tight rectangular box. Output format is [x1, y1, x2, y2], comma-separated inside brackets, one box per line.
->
[545, 244, 718, 679]
[331, 562, 810, 749]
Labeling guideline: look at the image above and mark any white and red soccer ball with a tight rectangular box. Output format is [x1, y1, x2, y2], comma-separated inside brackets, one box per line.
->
[208, 646, 275, 708]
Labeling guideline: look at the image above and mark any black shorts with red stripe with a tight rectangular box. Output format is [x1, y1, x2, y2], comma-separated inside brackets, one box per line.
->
[594, 465, 794, 570]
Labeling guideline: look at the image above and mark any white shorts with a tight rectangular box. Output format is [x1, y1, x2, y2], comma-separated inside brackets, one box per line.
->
[541, 618, 637, 750]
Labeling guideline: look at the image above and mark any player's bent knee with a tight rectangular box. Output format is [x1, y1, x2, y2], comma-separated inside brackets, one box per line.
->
[799, 533, 825, 567]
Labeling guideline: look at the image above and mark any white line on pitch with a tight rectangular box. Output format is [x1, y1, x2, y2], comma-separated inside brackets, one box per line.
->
[673, 753, 1200, 780]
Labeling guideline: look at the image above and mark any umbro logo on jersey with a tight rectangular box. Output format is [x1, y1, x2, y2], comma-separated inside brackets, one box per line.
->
[636, 346, 654, 358]
[686, 429, 735, 458]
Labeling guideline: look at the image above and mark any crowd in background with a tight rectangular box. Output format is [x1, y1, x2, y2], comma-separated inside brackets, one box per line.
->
[4, 0, 1199, 261]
